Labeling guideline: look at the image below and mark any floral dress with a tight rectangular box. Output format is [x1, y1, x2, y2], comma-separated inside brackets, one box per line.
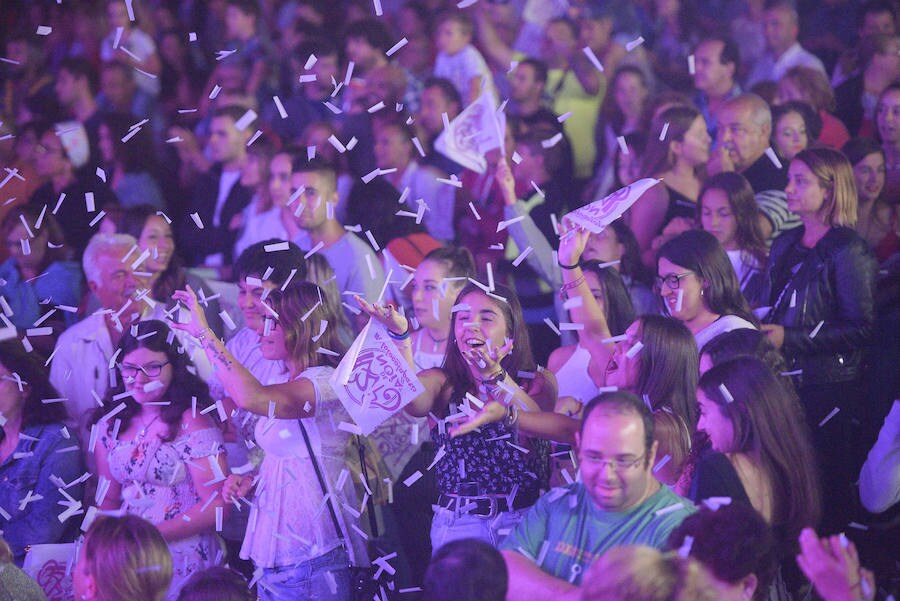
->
[103, 426, 225, 599]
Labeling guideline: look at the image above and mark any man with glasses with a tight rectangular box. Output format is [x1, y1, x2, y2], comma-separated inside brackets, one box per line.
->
[499, 391, 695, 600]
[50, 233, 139, 446]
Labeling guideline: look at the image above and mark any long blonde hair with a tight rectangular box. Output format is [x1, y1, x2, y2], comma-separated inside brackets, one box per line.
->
[792, 148, 858, 227]
[81, 515, 172, 601]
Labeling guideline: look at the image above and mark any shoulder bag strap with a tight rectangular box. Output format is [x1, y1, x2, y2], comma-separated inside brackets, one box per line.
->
[297, 419, 345, 542]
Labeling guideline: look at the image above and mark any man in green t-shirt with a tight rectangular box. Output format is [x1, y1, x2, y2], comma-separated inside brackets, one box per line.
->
[499, 391, 696, 600]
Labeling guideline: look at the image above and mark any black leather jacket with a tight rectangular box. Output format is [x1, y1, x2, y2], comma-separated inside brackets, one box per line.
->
[762, 226, 877, 386]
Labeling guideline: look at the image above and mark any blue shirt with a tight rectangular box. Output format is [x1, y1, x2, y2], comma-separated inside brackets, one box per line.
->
[0, 423, 85, 564]
[0, 259, 82, 330]
[500, 482, 696, 585]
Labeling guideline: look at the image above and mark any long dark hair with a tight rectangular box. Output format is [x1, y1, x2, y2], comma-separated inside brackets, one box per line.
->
[697, 172, 768, 268]
[580, 261, 636, 336]
[0, 340, 68, 438]
[699, 357, 821, 546]
[641, 105, 704, 178]
[657, 230, 759, 326]
[637, 315, 699, 426]
[441, 283, 534, 413]
[91, 320, 212, 442]
[118, 204, 186, 302]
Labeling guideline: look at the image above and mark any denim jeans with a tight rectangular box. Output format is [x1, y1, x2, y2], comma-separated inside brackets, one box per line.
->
[258, 546, 351, 600]
[430, 506, 527, 554]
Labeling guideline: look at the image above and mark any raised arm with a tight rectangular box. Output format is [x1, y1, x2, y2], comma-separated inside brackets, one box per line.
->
[557, 223, 613, 346]
[451, 401, 579, 444]
[170, 286, 318, 418]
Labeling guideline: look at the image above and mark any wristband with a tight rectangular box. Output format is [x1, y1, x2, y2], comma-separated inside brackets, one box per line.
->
[558, 260, 581, 270]
[559, 275, 586, 300]
[387, 325, 411, 340]
[481, 368, 506, 389]
[503, 404, 519, 428]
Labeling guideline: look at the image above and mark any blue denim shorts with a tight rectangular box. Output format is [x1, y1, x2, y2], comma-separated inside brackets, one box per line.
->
[258, 546, 351, 600]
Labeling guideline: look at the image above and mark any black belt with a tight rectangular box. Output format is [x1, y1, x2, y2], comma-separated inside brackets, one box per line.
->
[437, 493, 513, 517]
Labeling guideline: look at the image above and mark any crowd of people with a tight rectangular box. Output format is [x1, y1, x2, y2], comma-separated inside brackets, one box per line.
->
[0, 0, 898, 599]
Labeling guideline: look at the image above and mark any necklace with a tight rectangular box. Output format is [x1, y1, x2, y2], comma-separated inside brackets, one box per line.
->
[424, 328, 448, 353]
[136, 414, 160, 440]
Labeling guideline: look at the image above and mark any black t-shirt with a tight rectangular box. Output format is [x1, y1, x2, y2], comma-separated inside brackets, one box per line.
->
[742, 152, 788, 194]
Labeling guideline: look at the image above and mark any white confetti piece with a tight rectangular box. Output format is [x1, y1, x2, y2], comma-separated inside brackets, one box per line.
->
[677, 535, 694, 558]
[659, 122, 670, 141]
[653, 454, 672, 473]
[582, 46, 604, 71]
[542, 132, 563, 148]
[557, 111, 572, 123]
[543, 317, 561, 336]
[512, 246, 533, 267]
[702, 497, 732, 511]
[234, 109, 258, 131]
[273, 96, 288, 119]
[617, 136, 629, 155]
[190, 213, 204, 229]
[208, 85, 222, 99]
[511, 151, 523, 164]
[718, 383, 734, 403]
[625, 36, 645, 52]
[675, 288, 684, 312]
[818, 407, 839, 427]
[188, 32, 198, 42]
[625, 341, 644, 359]
[245, 130, 263, 146]
[687, 54, 695, 74]
[403, 471, 423, 487]
[327, 134, 347, 153]
[764, 147, 783, 169]
[654, 502, 685, 516]
[809, 320, 824, 338]
[601, 334, 628, 343]
[386, 38, 408, 57]
[497, 216, 525, 232]
[36, 26, 52, 36]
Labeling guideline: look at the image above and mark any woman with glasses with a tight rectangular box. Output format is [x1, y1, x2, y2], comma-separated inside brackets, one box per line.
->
[90, 320, 227, 600]
[657, 229, 758, 349]
[171, 282, 365, 601]
[694, 357, 820, 595]
[759, 147, 876, 532]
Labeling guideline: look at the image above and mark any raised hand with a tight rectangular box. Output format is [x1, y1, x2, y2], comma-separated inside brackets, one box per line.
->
[495, 158, 517, 206]
[170, 285, 211, 337]
[462, 337, 514, 379]
[558, 220, 590, 267]
[354, 295, 409, 336]
[796, 528, 876, 601]
[222, 474, 254, 504]
[450, 401, 507, 437]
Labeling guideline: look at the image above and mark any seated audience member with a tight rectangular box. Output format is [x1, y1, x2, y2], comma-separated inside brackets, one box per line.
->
[771, 101, 822, 163]
[289, 158, 385, 329]
[776, 66, 850, 149]
[90, 321, 226, 599]
[73, 515, 173, 601]
[0, 206, 82, 332]
[497, 392, 696, 599]
[27, 121, 118, 259]
[424, 539, 508, 601]
[97, 112, 165, 210]
[667, 504, 778, 601]
[657, 230, 759, 348]
[0, 340, 84, 565]
[50, 233, 139, 442]
[0, 536, 46, 600]
[631, 106, 711, 266]
[693, 357, 821, 553]
[710, 93, 799, 241]
[371, 116, 456, 243]
[858, 400, 900, 514]
[697, 173, 768, 305]
[176, 566, 253, 601]
[580, 546, 716, 601]
[843, 137, 897, 263]
[796, 528, 877, 601]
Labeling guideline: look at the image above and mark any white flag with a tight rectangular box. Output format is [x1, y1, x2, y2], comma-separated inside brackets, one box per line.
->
[434, 92, 505, 174]
[565, 178, 661, 233]
[330, 319, 425, 436]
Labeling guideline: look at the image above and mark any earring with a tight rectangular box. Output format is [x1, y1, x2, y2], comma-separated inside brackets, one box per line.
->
[700, 288, 705, 297]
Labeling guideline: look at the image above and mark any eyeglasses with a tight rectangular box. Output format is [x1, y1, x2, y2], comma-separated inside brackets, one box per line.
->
[118, 361, 170, 379]
[583, 453, 647, 471]
[654, 272, 693, 291]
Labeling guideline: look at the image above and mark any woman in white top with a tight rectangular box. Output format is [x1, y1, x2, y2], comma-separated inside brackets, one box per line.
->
[549, 225, 636, 410]
[172, 282, 364, 601]
[656, 230, 759, 349]
[697, 172, 769, 307]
